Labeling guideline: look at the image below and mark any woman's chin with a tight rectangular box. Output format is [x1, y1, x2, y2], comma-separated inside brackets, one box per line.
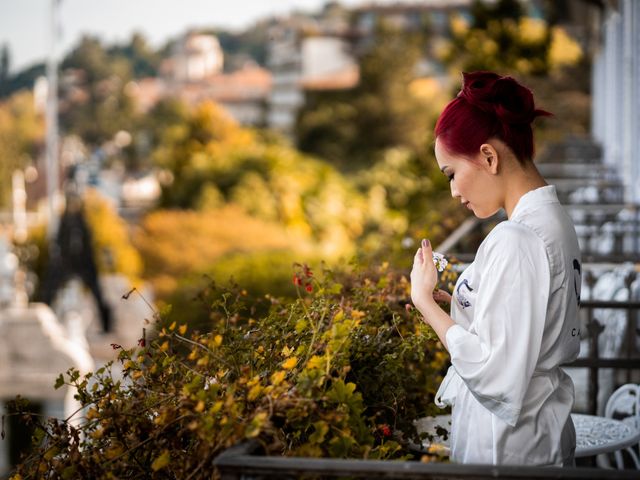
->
[474, 207, 501, 219]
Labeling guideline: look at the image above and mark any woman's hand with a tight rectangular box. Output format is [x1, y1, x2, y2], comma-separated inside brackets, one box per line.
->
[410, 239, 439, 312]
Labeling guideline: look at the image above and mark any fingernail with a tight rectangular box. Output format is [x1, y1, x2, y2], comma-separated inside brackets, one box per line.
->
[426, 239, 430, 247]
[422, 239, 426, 247]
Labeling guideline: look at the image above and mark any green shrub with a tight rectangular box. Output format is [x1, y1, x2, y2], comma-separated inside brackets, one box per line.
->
[165, 249, 315, 331]
[9, 261, 454, 478]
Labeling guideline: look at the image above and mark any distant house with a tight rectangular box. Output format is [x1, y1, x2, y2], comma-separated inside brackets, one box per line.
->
[179, 62, 272, 126]
[167, 32, 224, 83]
[266, 13, 358, 133]
[127, 32, 272, 127]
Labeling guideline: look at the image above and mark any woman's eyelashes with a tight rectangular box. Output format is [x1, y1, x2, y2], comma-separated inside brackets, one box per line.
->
[447, 173, 454, 183]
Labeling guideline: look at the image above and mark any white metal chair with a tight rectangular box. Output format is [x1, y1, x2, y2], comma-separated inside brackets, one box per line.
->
[597, 383, 640, 469]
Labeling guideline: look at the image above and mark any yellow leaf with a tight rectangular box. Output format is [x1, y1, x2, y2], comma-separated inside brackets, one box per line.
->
[211, 401, 223, 414]
[178, 324, 187, 335]
[151, 450, 171, 471]
[86, 408, 98, 420]
[169, 321, 176, 331]
[306, 355, 324, 370]
[282, 357, 298, 370]
[195, 400, 205, 412]
[248, 384, 262, 401]
[270, 371, 286, 386]
[214, 335, 223, 347]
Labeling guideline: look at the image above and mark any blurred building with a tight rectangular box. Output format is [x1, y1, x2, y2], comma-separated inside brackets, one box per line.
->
[125, 31, 272, 126]
[267, 18, 358, 132]
[591, 0, 640, 203]
[167, 32, 224, 82]
[179, 62, 272, 125]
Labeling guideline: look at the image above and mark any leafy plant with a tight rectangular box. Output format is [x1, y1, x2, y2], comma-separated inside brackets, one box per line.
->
[8, 261, 455, 478]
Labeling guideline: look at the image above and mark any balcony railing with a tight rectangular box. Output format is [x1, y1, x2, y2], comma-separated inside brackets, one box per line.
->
[214, 441, 640, 479]
[566, 297, 640, 415]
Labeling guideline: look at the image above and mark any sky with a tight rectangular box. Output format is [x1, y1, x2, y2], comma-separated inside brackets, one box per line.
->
[0, 0, 378, 74]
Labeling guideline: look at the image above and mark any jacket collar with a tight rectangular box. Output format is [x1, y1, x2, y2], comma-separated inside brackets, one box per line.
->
[510, 185, 559, 220]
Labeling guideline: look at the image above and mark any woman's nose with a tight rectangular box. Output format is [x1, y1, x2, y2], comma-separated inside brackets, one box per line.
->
[450, 182, 460, 199]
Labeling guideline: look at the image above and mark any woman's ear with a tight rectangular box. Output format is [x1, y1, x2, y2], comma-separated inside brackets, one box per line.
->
[479, 143, 499, 175]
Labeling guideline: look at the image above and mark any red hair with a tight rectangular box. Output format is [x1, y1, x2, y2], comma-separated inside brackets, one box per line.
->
[435, 72, 551, 163]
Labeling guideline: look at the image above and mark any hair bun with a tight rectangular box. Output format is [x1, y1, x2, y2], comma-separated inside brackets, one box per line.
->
[457, 71, 550, 125]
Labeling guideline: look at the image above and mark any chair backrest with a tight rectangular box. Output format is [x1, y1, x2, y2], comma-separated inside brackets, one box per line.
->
[605, 383, 640, 430]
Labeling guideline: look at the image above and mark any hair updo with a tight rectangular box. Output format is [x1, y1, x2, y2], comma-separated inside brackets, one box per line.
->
[434, 71, 551, 163]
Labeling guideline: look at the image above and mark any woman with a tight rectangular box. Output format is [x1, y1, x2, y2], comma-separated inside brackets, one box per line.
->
[410, 71, 582, 466]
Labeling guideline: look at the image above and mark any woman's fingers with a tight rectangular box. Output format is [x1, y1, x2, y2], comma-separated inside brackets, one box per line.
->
[421, 238, 432, 256]
[433, 289, 452, 304]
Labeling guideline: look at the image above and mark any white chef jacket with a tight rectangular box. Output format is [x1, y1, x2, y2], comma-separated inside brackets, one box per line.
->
[435, 185, 582, 466]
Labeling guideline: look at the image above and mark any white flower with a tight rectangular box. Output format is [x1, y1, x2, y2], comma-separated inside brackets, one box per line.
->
[432, 252, 448, 272]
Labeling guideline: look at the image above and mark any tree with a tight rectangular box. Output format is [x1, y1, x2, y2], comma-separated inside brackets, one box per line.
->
[0, 91, 44, 208]
[0, 43, 10, 95]
[441, 0, 589, 143]
[441, 0, 583, 78]
[108, 32, 161, 78]
[0, 63, 45, 100]
[62, 36, 123, 84]
[60, 36, 137, 145]
[296, 24, 432, 169]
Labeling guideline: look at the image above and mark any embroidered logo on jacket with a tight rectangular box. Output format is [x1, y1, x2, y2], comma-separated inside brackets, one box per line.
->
[456, 279, 474, 309]
[573, 259, 581, 307]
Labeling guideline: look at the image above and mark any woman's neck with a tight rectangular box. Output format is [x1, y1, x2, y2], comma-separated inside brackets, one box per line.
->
[504, 163, 548, 219]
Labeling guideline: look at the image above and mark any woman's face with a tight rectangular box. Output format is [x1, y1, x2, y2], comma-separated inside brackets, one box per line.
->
[434, 137, 502, 219]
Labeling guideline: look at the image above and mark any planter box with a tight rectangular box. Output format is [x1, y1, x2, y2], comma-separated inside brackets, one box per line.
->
[214, 441, 639, 479]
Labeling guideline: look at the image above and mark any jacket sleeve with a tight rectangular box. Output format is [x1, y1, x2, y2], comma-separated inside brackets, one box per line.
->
[445, 222, 551, 426]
